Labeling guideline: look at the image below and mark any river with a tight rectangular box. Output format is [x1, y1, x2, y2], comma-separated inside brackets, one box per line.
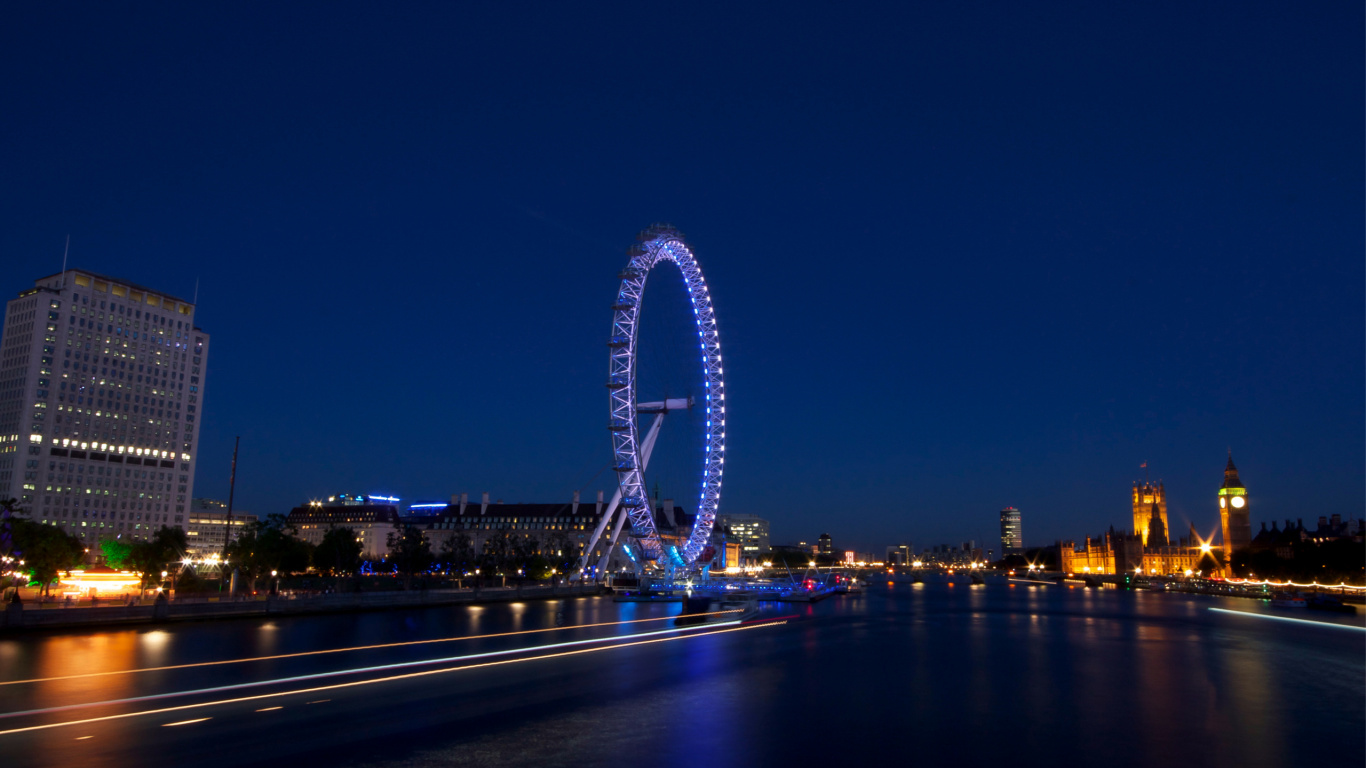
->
[0, 581, 1361, 768]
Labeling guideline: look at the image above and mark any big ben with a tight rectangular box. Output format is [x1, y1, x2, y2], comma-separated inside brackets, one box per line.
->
[1218, 453, 1252, 553]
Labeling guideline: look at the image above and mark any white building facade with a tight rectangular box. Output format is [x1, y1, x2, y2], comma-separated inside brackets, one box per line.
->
[0, 270, 209, 543]
[186, 499, 255, 555]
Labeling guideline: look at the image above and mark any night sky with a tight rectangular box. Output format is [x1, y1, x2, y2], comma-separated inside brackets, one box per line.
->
[3, 3, 1361, 553]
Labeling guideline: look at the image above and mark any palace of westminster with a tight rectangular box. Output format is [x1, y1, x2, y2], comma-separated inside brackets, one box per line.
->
[1060, 454, 1253, 577]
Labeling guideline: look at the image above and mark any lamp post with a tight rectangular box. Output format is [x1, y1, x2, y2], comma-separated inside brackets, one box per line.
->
[271, 569, 279, 595]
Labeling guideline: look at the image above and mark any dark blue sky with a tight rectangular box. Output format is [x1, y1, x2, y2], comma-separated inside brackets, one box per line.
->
[3, 3, 1361, 552]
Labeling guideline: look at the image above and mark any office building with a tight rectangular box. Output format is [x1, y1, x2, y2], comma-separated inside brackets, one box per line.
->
[885, 542, 913, 565]
[0, 269, 208, 543]
[817, 532, 833, 555]
[716, 513, 770, 561]
[1000, 506, 1023, 553]
[186, 498, 255, 555]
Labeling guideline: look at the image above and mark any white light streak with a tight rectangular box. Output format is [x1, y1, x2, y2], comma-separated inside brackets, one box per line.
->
[0, 621, 784, 736]
[1208, 607, 1365, 631]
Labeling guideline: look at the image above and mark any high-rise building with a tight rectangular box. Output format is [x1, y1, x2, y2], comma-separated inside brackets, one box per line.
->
[0, 269, 209, 543]
[1131, 479, 1168, 546]
[717, 513, 770, 560]
[1218, 453, 1251, 553]
[999, 506, 1023, 553]
[817, 532, 832, 555]
[885, 542, 913, 565]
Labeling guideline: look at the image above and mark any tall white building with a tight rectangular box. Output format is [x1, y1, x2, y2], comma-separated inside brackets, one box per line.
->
[0, 269, 209, 543]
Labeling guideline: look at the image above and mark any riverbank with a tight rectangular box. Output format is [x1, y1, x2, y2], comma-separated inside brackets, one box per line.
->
[0, 582, 606, 632]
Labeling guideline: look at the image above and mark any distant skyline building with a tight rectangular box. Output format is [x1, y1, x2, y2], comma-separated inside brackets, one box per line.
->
[717, 513, 770, 561]
[885, 542, 913, 565]
[999, 507, 1023, 553]
[817, 532, 832, 555]
[0, 269, 208, 543]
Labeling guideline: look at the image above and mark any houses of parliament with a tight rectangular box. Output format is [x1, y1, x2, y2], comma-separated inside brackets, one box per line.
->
[1060, 454, 1249, 576]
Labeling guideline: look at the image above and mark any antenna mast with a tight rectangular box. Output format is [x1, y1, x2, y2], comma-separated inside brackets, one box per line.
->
[222, 437, 240, 558]
[60, 235, 69, 288]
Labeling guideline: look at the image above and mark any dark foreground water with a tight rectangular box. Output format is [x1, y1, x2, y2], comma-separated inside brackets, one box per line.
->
[0, 582, 1361, 768]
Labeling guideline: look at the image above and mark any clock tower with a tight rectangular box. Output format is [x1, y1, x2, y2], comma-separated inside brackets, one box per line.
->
[1218, 452, 1251, 553]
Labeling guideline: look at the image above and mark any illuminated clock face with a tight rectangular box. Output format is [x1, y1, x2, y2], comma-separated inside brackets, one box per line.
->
[1219, 497, 1226, 508]
[1230, 496, 1245, 509]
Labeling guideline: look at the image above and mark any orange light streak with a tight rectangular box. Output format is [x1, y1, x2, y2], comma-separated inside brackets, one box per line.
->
[0, 610, 741, 688]
[0, 621, 785, 736]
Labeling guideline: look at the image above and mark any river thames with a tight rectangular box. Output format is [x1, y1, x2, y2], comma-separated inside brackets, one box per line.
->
[0, 581, 1361, 768]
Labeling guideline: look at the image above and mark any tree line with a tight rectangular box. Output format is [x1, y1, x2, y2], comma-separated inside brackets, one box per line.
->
[2, 498, 586, 595]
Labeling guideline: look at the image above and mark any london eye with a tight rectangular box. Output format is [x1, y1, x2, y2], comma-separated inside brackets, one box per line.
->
[577, 225, 726, 577]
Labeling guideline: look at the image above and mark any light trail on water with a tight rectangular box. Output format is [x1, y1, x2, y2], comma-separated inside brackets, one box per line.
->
[0, 618, 746, 721]
[0, 610, 741, 688]
[0, 620, 787, 736]
[1208, 607, 1366, 631]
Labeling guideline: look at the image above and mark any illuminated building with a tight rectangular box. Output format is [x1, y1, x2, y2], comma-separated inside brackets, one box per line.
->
[716, 514, 770, 561]
[1060, 528, 1204, 576]
[1218, 453, 1251, 553]
[1132, 479, 1168, 547]
[287, 498, 402, 559]
[185, 499, 257, 555]
[818, 533, 833, 555]
[1059, 467, 1223, 577]
[999, 506, 1023, 553]
[59, 565, 141, 596]
[0, 269, 208, 543]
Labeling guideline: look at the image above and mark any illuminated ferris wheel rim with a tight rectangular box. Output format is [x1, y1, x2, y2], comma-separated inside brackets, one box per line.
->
[607, 224, 725, 567]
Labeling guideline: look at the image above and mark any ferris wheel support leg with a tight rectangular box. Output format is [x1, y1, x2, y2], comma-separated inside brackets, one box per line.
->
[575, 411, 667, 582]
[574, 489, 622, 581]
[596, 504, 631, 576]
[590, 411, 668, 579]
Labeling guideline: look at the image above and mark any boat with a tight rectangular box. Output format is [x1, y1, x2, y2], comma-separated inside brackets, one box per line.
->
[612, 591, 683, 603]
[1306, 594, 1357, 614]
[1270, 592, 1308, 608]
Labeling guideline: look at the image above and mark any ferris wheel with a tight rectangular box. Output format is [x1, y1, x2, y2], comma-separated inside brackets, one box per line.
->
[576, 225, 726, 577]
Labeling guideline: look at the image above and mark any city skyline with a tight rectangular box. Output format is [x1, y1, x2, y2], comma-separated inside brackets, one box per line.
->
[1, 4, 1361, 553]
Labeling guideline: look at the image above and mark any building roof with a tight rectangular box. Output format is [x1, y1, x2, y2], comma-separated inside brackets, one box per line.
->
[287, 504, 401, 524]
[33, 268, 194, 306]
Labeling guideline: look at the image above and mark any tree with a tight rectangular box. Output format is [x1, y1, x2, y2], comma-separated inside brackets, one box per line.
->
[387, 525, 433, 590]
[479, 530, 517, 575]
[314, 526, 362, 577]
[226, 514, 313, 591]
[11, 520, 85, 597]
[128, 525, 189, 596]
[439, 531, 476, 576]
[100, 539, 133, 570]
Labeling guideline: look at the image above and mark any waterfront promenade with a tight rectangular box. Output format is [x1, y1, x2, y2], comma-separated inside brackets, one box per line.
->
[0, 583, 603, 632]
